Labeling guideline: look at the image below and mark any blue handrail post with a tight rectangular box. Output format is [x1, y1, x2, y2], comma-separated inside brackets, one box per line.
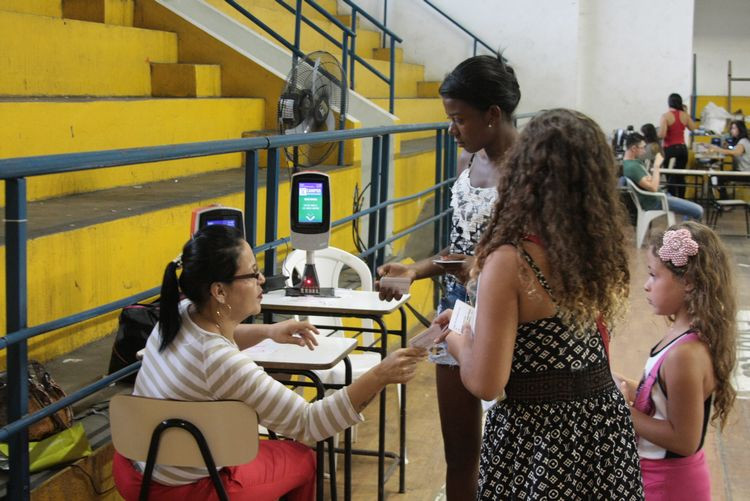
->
[382, 0, 388, 48]
[473, 39, 478, 57]
[367, 136, 382, 274]
[349, 11, 357, 91]
[338, 32, 349, 167]
[293, 0, 303, 64]
[442, 130, 453, 249]
[265, 149, 280, 278]
[376, 135, 391, 269]
[433, 131, 444, 308]
[389, 36, 396, 114]
[245, 150, 259, 248]
[5, 178, 30, 501]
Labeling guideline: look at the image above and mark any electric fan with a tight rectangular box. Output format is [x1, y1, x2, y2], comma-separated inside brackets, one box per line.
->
[277, 50, 347, 169]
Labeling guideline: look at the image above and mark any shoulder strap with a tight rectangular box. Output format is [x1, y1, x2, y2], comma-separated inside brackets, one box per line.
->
[468, 153, 475, 169]
[634, 331, 701, 416]
[517, 246, 555, 299]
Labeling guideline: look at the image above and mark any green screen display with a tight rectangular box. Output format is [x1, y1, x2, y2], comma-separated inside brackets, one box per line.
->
[298, 182, 323, 224]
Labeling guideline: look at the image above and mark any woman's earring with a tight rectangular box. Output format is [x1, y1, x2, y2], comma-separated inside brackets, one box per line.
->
[488, 123, 493, 128]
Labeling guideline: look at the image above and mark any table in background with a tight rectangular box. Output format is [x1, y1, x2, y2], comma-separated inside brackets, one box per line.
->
[261, 288, 411, 501]
[660, 169, 750, 207]
[244, 335, 358, 501]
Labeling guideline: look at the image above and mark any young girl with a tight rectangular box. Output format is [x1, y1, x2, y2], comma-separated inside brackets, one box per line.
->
[620, 222, 737, 500]
[435, 109, 643, 499]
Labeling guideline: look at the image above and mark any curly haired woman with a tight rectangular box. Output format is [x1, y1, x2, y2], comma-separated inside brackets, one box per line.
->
[434, 109, 644, 499]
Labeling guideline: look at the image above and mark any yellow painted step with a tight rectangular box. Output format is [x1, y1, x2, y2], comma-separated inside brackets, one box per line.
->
[204, 0, 383, 60]
[372, 47, 402, 63]
[151, 63, 222, 97]
[0, 0, 61, 18]
[63, 0, 134, 27]
[0, 10, 176, 96]
[0, 98, 264, 202]
[353, 59, 425, 98]
[372, 97, 445, 142]
[418, 81, 442, 98]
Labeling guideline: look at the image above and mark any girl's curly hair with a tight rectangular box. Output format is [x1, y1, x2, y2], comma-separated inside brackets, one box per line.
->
[650, 222, 737, 429]
[473, 108, 630, 327]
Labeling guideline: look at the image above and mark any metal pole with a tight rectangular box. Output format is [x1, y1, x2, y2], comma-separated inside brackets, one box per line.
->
[338, 33, 349, 166]
[728, 60, 732, 113]
[433, 131, 444, 309]
[265, 148, 280, 278]
[382, 0, 388, 48]
[6, 178, 30, 501]
[349, 12, 357, 91]
[294, 0, 303, 59]
[691, 53, 697, 122]
[376, 134, 390, 269]
[245, 150, 258, 248]
[367, 136, 382, 274]
[389, 37, 396, 114]
[473, 39, 477, 57]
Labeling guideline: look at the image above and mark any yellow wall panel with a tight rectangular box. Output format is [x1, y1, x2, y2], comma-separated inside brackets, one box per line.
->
[0, 0, 61, 17]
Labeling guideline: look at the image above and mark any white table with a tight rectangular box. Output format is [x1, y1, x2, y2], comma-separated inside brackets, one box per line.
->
[260, 288, 411, 501]
[244, 335, 357, 501]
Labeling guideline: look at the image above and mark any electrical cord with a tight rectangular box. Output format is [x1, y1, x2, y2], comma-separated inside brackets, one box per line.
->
[351, 182, 370, 254]
[68, 463, 116, 496]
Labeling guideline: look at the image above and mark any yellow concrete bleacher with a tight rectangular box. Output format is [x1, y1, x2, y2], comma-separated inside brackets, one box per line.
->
[0, 0, 446, 368]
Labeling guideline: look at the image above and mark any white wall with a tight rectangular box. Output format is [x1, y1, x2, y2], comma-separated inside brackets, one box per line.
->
[693, 0, 750, 99]
[339, 0, 697, 135]
[577, 0, 693, 133]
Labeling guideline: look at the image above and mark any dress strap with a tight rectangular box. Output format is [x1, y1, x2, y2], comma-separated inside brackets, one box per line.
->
[517, 246, 555, 300]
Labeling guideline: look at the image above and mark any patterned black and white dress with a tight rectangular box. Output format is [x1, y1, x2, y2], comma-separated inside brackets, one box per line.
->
[477, 248, 644, 500]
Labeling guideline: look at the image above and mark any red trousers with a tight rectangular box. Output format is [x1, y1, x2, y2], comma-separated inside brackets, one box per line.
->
[113, 440, 316, 501]
[640, 450, 711, 501]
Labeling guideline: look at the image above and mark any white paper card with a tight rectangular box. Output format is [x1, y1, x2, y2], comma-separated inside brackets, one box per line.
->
[449, 299, 475, 334]
[379, 276, 411, 295]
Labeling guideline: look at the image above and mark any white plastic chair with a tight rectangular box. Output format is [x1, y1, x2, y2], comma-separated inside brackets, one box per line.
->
[624, 178, 676, 248]
[281, 246, 382, 390]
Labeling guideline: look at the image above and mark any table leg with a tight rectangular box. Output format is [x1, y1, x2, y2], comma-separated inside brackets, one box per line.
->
[374, 316, 388, 501]
[398, 307, 407, 493]
[344, 357, 353, 501]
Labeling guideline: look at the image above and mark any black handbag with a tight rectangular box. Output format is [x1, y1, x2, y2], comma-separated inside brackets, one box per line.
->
[107, 300, 160, 383]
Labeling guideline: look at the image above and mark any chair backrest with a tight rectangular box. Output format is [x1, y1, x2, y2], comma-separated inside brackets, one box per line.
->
[282, 247, 374, 340]
[624, 177, 669, 212]
[110, 395, 259, 468]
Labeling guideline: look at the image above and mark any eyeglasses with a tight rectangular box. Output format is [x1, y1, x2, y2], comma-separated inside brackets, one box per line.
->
[230, 271, 262, 282]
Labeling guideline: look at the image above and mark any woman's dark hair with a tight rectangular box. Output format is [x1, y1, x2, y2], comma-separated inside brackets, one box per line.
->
[640, 123, 658, 143]
[730, 120, 748, 140]
[159, 225, 245, 351]
[668, 93, 684, 110]
[439, 53, 521, 121]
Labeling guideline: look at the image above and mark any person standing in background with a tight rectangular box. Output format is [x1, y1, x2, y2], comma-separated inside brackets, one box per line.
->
[659, 93, 695, 198]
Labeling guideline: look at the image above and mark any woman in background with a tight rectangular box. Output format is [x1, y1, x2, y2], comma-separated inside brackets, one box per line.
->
[641, 122, 663, 167]
[659, 93, 696, 198]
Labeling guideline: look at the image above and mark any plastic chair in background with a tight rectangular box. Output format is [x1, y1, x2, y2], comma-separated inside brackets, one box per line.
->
[707, 175, 750, 237]
[624, 178, 676, 248]
[110, 395, 259, 501]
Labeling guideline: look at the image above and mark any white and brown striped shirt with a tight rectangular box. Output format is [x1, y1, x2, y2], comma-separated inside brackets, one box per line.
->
[132, 299, 363, 486]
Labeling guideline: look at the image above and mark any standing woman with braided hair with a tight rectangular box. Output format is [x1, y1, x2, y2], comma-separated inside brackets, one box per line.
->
[377, 53, 520, 499]
[434, 109, 643, 499]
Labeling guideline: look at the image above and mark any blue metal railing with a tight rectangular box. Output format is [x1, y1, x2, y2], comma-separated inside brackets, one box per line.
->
[0, 122, 456, 499]
[224, 0, 402, 114]
[420, 0, 495, 56]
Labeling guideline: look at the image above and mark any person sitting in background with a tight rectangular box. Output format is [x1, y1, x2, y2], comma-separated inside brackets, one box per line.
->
[641, 123, 663, 167]
[622, 133, 703, 220]
[709, 120, 750, 172]
[112, 224, 426, 501]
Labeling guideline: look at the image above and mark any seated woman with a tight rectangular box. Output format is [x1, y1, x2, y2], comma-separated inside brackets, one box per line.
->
[112, 224, 426, 501]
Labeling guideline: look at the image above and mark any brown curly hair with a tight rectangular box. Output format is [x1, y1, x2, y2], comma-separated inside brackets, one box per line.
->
[473, 109, 630, 327]
[650, 222, 737, 429]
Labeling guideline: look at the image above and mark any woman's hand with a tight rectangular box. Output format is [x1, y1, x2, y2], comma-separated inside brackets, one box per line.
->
[267, 319, 319, 350]
[432, 308, 452, 333]
[613, 373, 637, 406]
[376, 263, 416, 301]
[373, 347, 428, 385]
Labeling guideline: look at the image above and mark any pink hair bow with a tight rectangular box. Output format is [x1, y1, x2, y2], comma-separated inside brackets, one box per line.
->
[658, 229, 699, 267]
